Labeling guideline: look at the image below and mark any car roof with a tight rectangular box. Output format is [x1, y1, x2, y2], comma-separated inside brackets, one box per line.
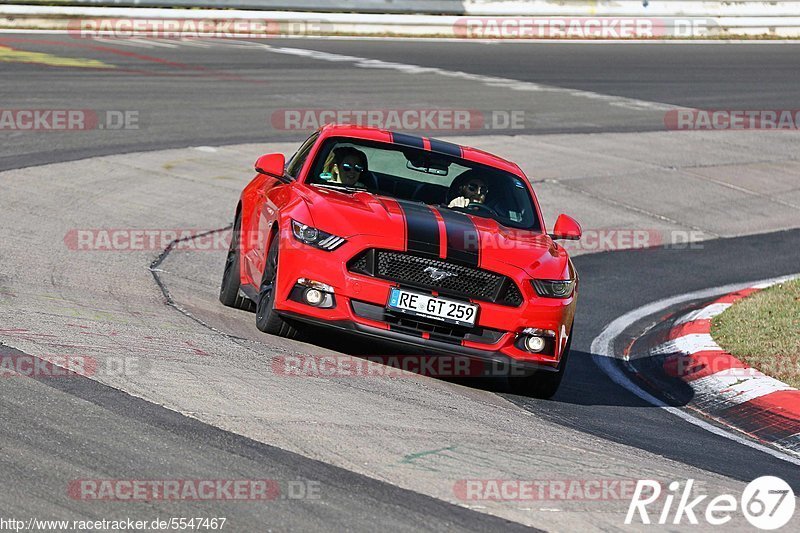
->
[316, 124, 525, 177]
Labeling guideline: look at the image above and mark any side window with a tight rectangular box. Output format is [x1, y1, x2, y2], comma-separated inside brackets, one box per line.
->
[286, 133, 319, 178]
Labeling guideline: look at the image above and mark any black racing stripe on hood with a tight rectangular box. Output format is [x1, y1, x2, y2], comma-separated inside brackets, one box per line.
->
[396, 200, 439, 258]
[439, 209, 480, 268]
[429, 138, 462, 158]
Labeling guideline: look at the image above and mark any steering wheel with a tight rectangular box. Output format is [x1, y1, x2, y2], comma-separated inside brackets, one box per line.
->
[462, 202, 497, 216]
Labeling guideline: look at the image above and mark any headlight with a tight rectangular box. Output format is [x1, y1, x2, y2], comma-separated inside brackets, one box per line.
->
[531, 279, 576, 299]
[291, 220, 346, 251]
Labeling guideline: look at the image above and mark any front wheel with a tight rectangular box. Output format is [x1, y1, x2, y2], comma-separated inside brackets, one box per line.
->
[508, 329, 572, 399]
[219, 211, 255, 311]
[255, 236, 300, 338]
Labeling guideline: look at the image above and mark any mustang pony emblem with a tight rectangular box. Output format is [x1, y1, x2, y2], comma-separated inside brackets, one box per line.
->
[423, 266, 458, 282]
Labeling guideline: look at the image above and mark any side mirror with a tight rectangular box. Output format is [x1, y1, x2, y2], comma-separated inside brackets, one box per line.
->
[254, 153, 285, 177]
[549, 214, 582, 241]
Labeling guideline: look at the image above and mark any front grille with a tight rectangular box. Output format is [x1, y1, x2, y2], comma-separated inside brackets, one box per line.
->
[349, 253, 369, 273]
[348, 249, 523, 307]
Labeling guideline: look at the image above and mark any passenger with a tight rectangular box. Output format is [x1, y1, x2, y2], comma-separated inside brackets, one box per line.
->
[447, 171, 489, 208]
[322, 147, 370, 189]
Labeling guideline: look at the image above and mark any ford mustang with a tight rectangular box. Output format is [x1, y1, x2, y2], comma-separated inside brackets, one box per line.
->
[219, 124, 581, 398]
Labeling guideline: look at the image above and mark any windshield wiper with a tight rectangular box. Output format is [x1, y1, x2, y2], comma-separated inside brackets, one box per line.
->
[313, 183, 366, 193]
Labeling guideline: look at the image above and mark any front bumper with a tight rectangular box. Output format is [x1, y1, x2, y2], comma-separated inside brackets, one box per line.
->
[279, 309, 560, 375]
[272, 232, 575, 366]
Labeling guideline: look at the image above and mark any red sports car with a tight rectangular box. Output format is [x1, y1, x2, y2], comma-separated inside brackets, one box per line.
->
[220, 124, 581, 397]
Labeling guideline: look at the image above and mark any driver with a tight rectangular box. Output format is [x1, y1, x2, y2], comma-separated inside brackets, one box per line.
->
[447, 171, 488, 208]
[323, 147, 370, 189]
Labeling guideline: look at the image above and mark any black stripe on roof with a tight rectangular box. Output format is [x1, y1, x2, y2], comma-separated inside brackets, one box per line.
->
[391, 132, 425, 149]
[429, 138, 462, 158]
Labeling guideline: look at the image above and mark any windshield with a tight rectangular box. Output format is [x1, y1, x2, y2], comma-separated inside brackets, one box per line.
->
[306, 137, 541, 231]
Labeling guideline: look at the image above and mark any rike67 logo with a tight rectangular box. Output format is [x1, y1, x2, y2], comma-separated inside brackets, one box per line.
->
[626, 477, 795, 529]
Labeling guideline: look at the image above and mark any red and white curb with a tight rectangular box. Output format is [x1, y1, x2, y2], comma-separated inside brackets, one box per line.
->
[651, 279, 800, 454]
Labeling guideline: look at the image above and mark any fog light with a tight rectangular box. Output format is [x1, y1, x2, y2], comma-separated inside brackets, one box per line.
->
[524, 335, 546, 353]
[304, 288, 323, 306]
[295, 279, 335, 308]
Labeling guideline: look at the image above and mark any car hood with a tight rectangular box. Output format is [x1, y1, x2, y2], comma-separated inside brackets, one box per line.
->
[469, 216, 571, 279]
[296, 185, 570, 279]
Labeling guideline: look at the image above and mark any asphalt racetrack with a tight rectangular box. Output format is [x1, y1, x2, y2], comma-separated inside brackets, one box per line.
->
[1, 34, 799, 531]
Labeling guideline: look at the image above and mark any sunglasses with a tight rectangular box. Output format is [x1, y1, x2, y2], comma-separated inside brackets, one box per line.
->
[340, 163, 364, 172]
[466, 182, 488, 194]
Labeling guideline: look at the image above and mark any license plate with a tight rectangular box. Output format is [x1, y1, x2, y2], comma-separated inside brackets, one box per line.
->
[387, 288, 478, 327]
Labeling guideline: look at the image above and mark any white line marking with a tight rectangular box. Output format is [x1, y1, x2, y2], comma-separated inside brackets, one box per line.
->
[196, 38, 262, 48]
[774, 433, 800, 451]
[251, 43, 680, 112]
[178, 39, 212, 48]
[751, 278, 793, 290]
[591, 273, 800, 464]
[692, 372, 795, 408]
[671, 275, 791, 327]
[93, 37, 153, 48]
[129, 38, 160, 48]
[650, 333, 722, 356]
[144, 39, 179, 49]
[674, 302, 732, 324]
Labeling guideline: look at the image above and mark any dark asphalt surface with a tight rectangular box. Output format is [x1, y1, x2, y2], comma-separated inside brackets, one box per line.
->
[279, 40, 800, 110]
[2, 33, 800, 529]
[522, 229, 800, 491]
[0, 343, 535, 532]
[2, 35, 800, 170]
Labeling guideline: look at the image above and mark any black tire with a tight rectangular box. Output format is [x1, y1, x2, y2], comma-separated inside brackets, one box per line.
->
[508, 329, 573, 399]
[219, 210, 255, 311]
[255, 236, 299, 338]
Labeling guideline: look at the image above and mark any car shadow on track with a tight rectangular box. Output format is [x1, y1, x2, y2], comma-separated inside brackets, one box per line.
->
[296, 322, 661, 408]
[514, 349, 664, 408]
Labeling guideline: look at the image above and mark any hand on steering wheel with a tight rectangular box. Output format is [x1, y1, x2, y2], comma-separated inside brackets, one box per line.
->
[448, 196, 470, 208]
[464, 201, 497, 216]
[447, 197, 497, 216]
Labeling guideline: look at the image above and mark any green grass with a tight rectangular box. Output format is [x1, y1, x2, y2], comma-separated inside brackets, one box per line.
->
[711, 278, 800, 388]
